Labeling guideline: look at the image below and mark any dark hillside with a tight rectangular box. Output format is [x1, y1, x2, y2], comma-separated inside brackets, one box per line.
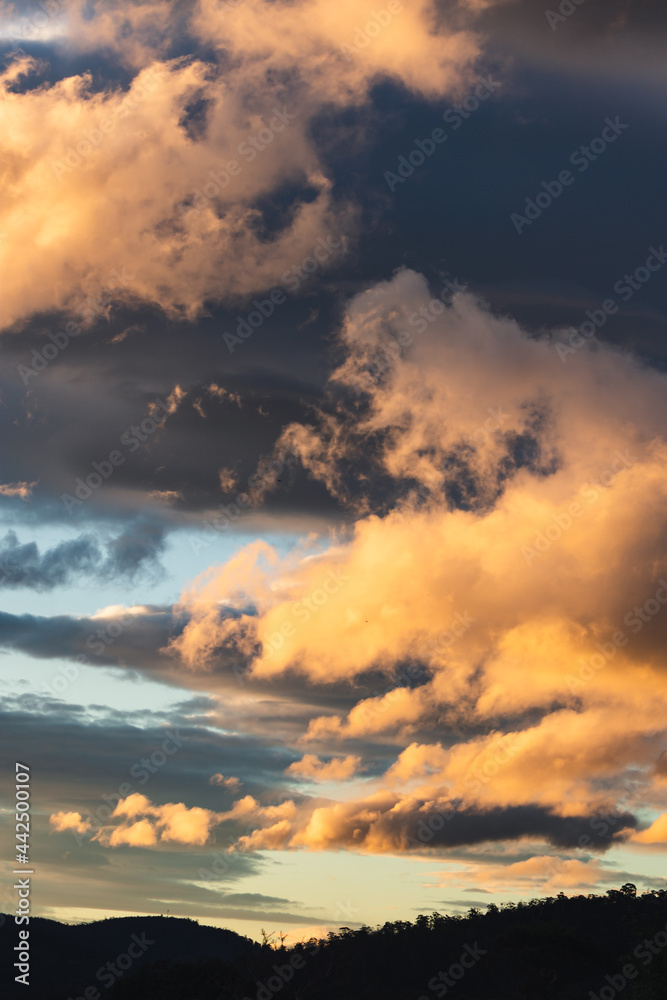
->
[2, 886, 667, 999]
[0, 914, 258, 1000]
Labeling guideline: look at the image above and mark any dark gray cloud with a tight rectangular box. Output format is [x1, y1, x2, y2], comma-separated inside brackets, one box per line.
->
[0, 606, 176, 666]
[476, 0, 667, 42]
[0, 521, 166, 589]
[0, 698, 296, 813]
[405, 804, 638, 852]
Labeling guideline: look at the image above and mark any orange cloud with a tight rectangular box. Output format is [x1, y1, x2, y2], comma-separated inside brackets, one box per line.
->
[0, 54, 343, 331]
[111, 793, 152, 818]
[631, 814, 667, 845]
[436, 855, 619, 894]
[286, 754, 362, 782]
[0, 3, 482, 332]
[49, 811, 92, 835]
[90, 794, 224, 847]
[107, 818, 158, 847]
[168, 271, 667, 842]
[193, 0, 481, 105]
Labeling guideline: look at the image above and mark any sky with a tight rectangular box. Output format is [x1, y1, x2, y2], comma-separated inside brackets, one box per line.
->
[1, 0, 667, 944]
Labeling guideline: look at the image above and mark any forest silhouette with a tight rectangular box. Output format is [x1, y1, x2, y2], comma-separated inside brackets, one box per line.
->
[3, 883, 667, 999]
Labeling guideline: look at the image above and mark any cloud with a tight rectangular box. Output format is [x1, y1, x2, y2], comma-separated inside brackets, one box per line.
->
[0, 521, 166, 589]
[1, 1, 178, 65]
[0, 53, 342, 332]
[49, 811, 93, 835]
[106, 817, 159, 846]
[85, 793, 224, 847]
[435, 854, 649, 896]
[286, 754, 361, 782]
[192, 0, 480, 105]
[148, 489, 184, 503]
[0, 481, 36, 499]
[210, 773, 242, 791]
[218, 468, 238, 492]
[229, 791, 635, 854]
[0, 605, 174, 674]
[37, 703, 641, 863]
[0, 530, 100, 588]
[0, 1, 482, 332]
[167, 269, 667, 849]
[631, 814, 667, 845]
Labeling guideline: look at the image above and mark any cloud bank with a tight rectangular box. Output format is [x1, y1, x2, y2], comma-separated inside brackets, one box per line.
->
[166, 269, 667, 855]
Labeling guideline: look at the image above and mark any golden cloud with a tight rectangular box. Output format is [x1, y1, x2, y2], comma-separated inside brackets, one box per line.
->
[631, 814, 667, 845]
[86, 793, 224, 847]
[48, 810, 92, 835]
[0, 2, 482, 332]
[167, 271, 667, 851]
[286, 753, 362, 782]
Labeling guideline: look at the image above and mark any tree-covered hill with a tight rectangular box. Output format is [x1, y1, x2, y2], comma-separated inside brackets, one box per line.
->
[3, 885, 667, 999]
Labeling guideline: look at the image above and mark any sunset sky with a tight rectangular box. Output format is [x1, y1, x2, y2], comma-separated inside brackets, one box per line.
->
[1, 0, 667, 943]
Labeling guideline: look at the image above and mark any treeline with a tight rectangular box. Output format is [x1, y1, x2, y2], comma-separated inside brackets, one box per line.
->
[105, 885, 667, 1000]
